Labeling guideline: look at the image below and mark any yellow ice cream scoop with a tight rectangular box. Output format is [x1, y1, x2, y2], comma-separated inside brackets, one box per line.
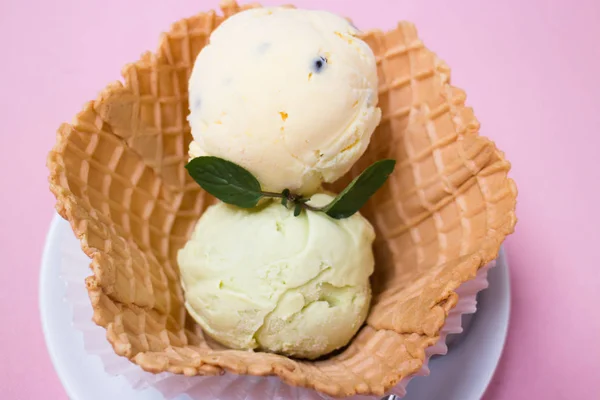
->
[187, 6, 381, 195]
[177, 194, 375, 359]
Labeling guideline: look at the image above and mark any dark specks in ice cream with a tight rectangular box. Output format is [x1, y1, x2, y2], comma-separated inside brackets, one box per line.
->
[193, 97, 201, 110]
[257, 42, 271, 55]
[312, 56, 327, 73]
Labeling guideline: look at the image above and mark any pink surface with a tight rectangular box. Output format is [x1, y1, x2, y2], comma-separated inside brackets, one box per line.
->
[0, 0, 598, 399]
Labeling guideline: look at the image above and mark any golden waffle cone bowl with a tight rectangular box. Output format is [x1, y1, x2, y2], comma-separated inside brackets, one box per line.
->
[47, 0, 517, 397]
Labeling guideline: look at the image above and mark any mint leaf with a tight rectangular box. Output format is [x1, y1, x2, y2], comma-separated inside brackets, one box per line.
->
[185, 156, 263, 208]
[323, 159, 396, 219]
[281, 189, 290, 207]
[294, 203, 303, 217]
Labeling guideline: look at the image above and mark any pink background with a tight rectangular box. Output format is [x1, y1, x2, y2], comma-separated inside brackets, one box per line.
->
[1, 0, 599, 398]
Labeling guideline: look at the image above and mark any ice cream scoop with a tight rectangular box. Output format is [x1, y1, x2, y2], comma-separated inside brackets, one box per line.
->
[187, 7, 381, 195]
[177, 194, 375, 359]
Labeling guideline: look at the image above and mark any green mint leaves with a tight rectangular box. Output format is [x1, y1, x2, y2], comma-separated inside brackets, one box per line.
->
[185, 156, 396, 219]
[185, 157, 263, 208]
[320, 159, 396, 219]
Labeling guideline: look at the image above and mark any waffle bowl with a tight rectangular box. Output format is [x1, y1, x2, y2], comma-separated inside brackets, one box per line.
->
[47, 0, 517, 397]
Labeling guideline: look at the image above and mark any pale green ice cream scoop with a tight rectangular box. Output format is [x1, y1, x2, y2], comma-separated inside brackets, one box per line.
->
[177, 194, 375, 359]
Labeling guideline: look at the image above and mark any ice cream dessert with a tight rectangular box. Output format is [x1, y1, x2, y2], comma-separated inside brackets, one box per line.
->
[179, 6, 383, 360]
[48, 0, 518, 394]
[187, 7, 381, 195]
[178, 194, 375, 359]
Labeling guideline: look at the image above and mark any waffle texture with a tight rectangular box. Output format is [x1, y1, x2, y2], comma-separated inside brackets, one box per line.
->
[47, 1, 517, 397]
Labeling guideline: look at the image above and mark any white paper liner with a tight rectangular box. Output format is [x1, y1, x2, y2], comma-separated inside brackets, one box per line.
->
[60, 230, 494, 399]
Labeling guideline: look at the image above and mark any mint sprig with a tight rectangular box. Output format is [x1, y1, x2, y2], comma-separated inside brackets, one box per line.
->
[185, 156, 396, 219]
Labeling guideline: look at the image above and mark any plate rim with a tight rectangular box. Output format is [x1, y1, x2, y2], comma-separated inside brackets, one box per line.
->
[39, 213, 79, 399]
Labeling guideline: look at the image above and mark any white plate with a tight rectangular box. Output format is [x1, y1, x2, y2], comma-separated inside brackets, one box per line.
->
[40, 214, 510, 400]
